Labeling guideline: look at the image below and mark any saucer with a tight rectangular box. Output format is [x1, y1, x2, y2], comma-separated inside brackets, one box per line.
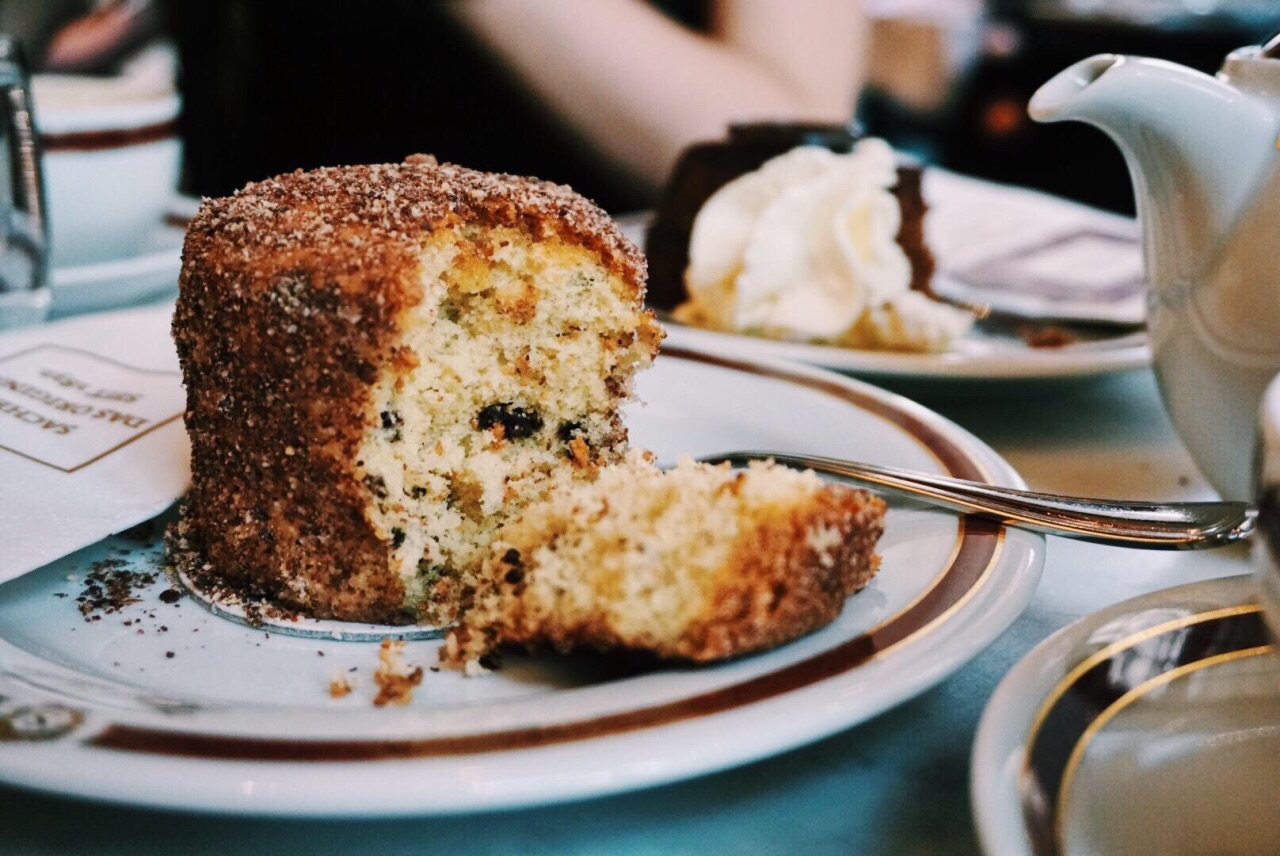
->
[48, 195, 197, 318]
[972, 575, 1280, 855]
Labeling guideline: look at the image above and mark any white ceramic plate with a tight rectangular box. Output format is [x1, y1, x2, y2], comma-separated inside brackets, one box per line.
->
[973, 575, 1280, 856]
[48, 195, 196, 318]
[660, 308, 1150, 382]
[0, 348, 1044, 816]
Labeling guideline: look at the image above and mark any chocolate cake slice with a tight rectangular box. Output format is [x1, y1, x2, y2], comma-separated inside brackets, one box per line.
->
[644, 122, 934, 311]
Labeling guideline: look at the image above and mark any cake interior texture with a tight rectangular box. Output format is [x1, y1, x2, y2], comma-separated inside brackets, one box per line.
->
[443, 454, 887, 671]
[358, 227, 658, 624]
[171, 160, 660, 628]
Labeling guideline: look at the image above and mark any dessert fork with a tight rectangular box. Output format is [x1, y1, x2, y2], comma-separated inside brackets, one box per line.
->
[699, 452, 1254, 550]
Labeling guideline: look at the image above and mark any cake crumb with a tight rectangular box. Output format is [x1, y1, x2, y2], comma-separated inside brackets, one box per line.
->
[76, 559, 156, 620]
[329, 676, 354, 698]
[1020, 324, 1079, 349]
[372, 638, 423, 706]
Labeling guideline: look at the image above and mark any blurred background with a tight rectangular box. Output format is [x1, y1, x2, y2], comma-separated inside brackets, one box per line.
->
[6, 0, 1276, 215]
[861, 0, 1277, 214]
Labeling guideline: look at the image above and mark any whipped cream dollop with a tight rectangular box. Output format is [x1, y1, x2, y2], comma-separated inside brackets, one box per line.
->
[678, 140, 972, 351]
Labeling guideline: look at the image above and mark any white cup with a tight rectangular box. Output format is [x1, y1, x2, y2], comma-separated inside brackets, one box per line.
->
[31, 74, 181, 267]
[1254, 374, 1280, 644]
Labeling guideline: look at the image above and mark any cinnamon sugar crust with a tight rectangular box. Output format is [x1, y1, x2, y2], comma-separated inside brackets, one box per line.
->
[171, 157, 655, 625]
[685, 483, 884, 660]
[184, 155, 646, 287]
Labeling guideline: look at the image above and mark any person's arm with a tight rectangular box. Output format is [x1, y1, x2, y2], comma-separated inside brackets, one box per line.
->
[447, 0, 866, 194]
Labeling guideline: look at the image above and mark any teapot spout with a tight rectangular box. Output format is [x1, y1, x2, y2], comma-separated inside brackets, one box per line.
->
[1030, 54, 1279, 289]
[1028, 54, 1127, 123]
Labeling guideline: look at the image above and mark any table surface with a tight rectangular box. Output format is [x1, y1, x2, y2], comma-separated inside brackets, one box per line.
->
[1, 362, 1255, 856]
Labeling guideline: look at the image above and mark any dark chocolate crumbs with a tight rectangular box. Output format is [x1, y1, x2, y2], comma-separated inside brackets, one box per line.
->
[76, 558, 156, 620]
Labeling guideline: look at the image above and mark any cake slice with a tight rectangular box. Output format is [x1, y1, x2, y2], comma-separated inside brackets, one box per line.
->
[171, 156, 663, 627]
[643, 122, 935, 311]
[441, 454, 886, 672]
[645, 123, 971, 353]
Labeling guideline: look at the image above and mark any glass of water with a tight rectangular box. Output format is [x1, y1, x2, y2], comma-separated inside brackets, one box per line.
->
[0, 34, 48, 330]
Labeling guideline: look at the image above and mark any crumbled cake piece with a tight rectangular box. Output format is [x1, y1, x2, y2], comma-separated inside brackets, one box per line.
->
[441, 454, 886, 672]
[373, 638, 423, 706]
[170, 157, 662, 627]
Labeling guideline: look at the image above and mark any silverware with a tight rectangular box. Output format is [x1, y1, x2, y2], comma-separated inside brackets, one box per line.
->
[699, 452, 1255, 550]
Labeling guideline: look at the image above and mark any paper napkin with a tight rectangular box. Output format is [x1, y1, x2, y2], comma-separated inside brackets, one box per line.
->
[925, 169, 1146, 326]
[0, 304, 189, 583]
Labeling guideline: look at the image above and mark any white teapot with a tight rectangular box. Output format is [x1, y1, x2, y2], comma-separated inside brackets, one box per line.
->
[1031, 42, 1280, 500]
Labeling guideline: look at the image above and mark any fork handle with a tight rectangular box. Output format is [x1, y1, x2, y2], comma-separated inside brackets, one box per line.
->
[702, 452, 1255, 550]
